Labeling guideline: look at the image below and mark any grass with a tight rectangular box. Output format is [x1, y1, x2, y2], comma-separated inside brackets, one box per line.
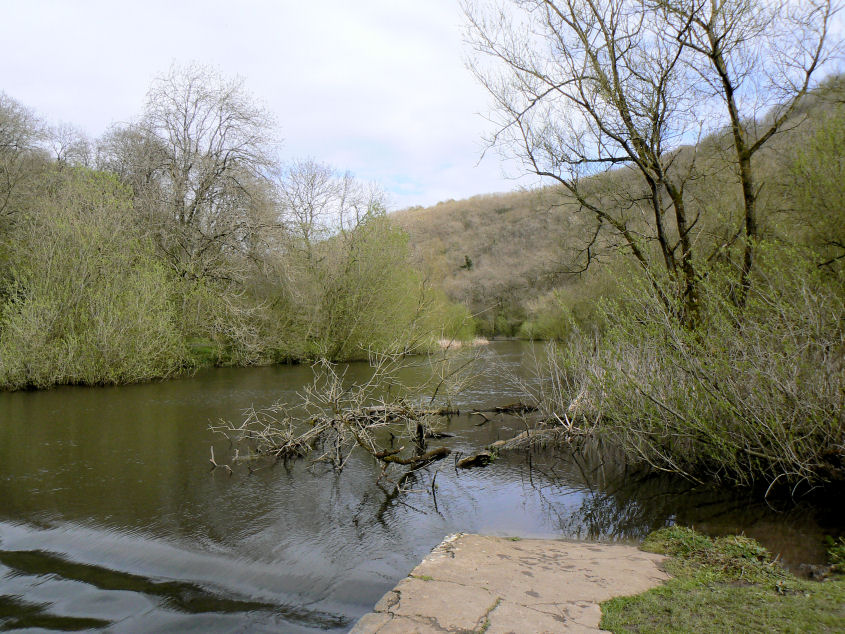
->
[186, 339, 223, 367]
[600, 526, 845, 633]
[827, 536, 845, 574]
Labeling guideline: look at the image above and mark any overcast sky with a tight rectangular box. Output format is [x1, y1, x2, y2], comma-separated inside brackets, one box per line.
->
[0, 0, 535, 209]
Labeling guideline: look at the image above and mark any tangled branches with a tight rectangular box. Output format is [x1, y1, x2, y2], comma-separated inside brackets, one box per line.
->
[209, 345, 486, 489]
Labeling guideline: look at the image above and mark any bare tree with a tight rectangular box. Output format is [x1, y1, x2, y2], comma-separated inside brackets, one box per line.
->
[657, 0, 839, 301]
[463, 0, 840, 321]
[48, 122, 92, 168]
[0, 92, 45, 220]
[101, 63, 280, 281]
[275, 159, 371, 260]
[464, 0, 707, 323]
[275, 160, 430, 360]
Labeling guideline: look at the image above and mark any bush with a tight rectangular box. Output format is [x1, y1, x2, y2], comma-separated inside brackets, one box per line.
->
[551, 242, 844, 491]
[827, 536, 845, 574]
[518, 291, 574, 340]
[0, 168, 188, 388]
[289, 209, 451, 360]
[784, 105, 845, 269]
[602, 527, 844, 633]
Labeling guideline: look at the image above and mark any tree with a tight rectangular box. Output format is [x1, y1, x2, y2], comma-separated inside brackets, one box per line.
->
[100, 63, 279, 281]
[276, 160, 435, 360]
[786, 102, 845, 268]
[0, 168, 187, 389]
[48, 122, 92, 168]
[464, 0, 708, 323]
[463, 0, 839, 322]
[657, 0, 839, 300]
[0, 92, 44, 220]
[275, 159, 368, 261]
[0, 93, 48, 306]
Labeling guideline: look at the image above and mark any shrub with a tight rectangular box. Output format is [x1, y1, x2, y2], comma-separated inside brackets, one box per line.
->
[551, 242, 844, 491]
[0, 168, 187, 388]
[290, 210, 451, 360]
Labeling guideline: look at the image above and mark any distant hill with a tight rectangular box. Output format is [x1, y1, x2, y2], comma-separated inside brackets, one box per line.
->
[393, 188, 597, 335]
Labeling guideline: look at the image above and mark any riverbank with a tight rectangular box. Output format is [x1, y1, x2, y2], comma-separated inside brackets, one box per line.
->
[351, 533, 669, 632]
[353, 529, 844, 633]
[601, 526, 845, 633]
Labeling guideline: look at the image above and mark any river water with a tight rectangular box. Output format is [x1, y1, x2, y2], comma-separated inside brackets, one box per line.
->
[0, 342, 839, 631]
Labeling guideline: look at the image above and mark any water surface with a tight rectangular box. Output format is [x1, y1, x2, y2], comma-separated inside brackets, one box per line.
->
[0, 342, 839, 631]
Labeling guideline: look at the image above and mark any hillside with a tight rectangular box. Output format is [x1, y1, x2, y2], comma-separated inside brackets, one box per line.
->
[394, 188, 590, 334]
[393, 75, 845, 337]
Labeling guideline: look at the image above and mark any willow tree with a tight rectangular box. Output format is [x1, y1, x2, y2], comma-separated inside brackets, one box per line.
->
[276, 160, 433, 360]
[463, 0, 838, 324]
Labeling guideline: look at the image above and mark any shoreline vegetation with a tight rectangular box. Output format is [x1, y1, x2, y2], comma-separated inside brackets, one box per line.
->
[0, 65, 475, 392]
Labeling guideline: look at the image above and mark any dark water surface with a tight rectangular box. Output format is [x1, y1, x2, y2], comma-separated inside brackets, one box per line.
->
[0, 342, 839, 631]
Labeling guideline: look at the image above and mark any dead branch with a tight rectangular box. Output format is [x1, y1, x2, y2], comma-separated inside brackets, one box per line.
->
[209, 446, 233, 475]
[381, 446, 451, 466]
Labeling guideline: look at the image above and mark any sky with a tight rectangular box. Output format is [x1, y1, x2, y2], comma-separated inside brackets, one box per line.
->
[0, 0, 533, 210]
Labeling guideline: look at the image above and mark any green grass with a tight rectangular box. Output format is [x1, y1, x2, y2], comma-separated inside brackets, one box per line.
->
[186, 339, 222, 367]
[600, 526, 845, 633]
[826, 536, 845, 574]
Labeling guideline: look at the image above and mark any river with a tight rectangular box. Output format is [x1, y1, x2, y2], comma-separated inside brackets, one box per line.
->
[0, 342, 839, 631]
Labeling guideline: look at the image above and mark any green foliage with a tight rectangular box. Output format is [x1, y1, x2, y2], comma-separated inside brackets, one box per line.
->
[0, 168, 188, 388]
[642, 526, 714, 558]
[172, 273, 302, 368]
[602, 527, 845, 633]
[826, 536, 845, 574]
[518, 291, 573, 340]
[288, 209, 449, 361]
[519, 268, 619, 340]
[785, 105, 845, 269]
[397, 79, 845, 338]
[643, 527, 785, 585]
[555, 242, 844, 490]
[427, 292, 475, 342]
[0, 160, 464, 389]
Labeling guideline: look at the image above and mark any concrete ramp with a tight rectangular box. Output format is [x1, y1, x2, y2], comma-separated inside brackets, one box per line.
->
[352, 533, 668, 633]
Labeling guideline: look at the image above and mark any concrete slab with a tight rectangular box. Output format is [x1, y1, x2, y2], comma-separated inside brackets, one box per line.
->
[350, 533, 669, 633]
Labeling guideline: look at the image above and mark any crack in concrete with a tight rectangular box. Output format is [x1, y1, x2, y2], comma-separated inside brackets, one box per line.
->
[475, 596, 503, 632]
[399, 614, 457, 633]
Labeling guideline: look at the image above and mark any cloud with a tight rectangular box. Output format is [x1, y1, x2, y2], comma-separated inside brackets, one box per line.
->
[0, 0, 526, 208]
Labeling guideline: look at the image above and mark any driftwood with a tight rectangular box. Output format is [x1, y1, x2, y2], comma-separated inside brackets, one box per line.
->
[471, 402, 539, 426]
[209, 446, 232, 475]
[206, 348, 585, 499]
[457, 451, 492, 469]
[486, 419, 589, 453]
[490, 401, 538, 414]
[382, 446, 451, 466]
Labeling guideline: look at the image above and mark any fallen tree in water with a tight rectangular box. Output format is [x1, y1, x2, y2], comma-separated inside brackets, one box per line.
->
[208, 342, 600, 491]
[209, 346, 488, 491]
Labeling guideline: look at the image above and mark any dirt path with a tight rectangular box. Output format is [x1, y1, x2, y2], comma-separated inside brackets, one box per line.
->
[351, 533, 669, 633]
